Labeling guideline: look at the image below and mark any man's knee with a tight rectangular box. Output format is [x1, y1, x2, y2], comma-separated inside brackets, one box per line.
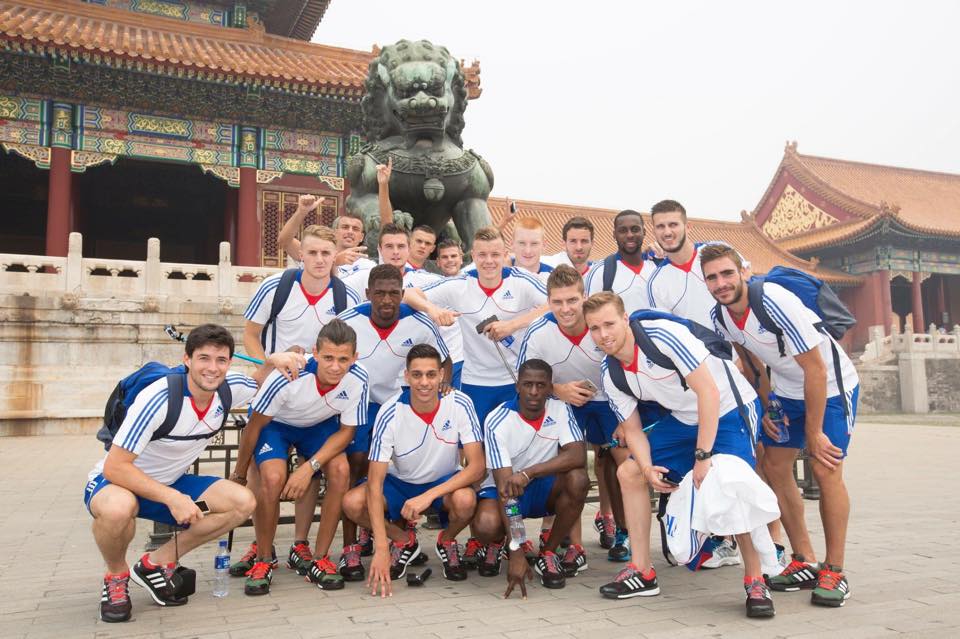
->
[471, 502, 503, 542]
[91, 486, 138, 523]
[616, 459, 644, 488]
[324, 454, 350, 493]
[258, 464, 287, 496]
[761, 449, 797, 479]
[447, 488, 476, 518]
[811, 458, 844, 484]
[341, 485, 367, 520]
[563, 468, 590, 501]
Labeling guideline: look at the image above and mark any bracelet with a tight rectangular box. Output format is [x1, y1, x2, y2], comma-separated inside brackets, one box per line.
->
[520, 470, 531, 482]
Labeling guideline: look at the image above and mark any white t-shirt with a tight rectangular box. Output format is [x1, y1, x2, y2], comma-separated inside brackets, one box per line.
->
[584, 255, 657, 316]
[403, 268, 464, 364]
[711, 282, 859, 400]
[337, 303, 450, 405]
[243, 271, 362, 356]
[517, 313, 608, 402]
[482, 397, 583, 487]
[646, 243, 727, 329]
[420, 267, 548, 386]
[369, 389, 482, 484]
[251, 358, 368, 428]
[601, 318, 758, 426]
[337, 257, 377, 278]
[89, 372, 259, 485]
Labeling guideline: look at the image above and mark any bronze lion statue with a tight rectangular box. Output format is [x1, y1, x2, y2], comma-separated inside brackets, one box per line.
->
[345, 39, 494, 254]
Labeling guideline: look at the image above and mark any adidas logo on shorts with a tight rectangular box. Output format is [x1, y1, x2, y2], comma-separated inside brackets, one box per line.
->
[336, 390, 350, 400]
[401, 338, 415, 347]
[258, 442, 273, 455]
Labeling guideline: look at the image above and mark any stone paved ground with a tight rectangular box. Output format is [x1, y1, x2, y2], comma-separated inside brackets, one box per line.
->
[1, 421, 958, 639]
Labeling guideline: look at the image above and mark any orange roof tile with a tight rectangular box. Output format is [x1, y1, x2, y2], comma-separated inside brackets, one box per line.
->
[487, 197, 860, 286]
[756, 143, 960, 251]
[0, 0, 481, 98]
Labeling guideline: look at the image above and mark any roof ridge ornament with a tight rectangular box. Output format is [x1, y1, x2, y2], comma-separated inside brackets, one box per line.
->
[784, 140, 798, 154]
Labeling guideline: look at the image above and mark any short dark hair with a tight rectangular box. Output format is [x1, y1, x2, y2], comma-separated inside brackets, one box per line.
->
[562, 216, 594, 240]
[437, 238, 462, 252]
[518, 358, 553, 381]
[316, 318, 357, 352]
[699, 243, 744, 270]
[406, 343, 442, 368]
[614, 209, 643, 227]
[185, 323, 235, 357]
[379, 223, 410, 244]
[367, 263, 404, 289]
[546, 264, 584, 296]
[411, 225, 437, 239]
[650, 199, 687, 221]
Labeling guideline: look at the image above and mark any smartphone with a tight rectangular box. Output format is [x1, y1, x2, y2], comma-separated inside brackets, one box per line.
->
[193, 500, 210, 514]
[659, 470, 682, 487]
[475, 314, 499, 334]
[580, 379, 598, 393]
[509, 201, 517, 214]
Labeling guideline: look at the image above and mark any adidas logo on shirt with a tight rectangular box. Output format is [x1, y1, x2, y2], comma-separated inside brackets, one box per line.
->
[757, 325, 767, 334]
[214, 406, 224, 418]
[401, 338, 415, 347]
[335, 390, 350, 400]
[258, 442, 273, 455]
[543, 416, 556, 426]
[326, 307, 336, 315]
[441, 420, 452, 431]
[645, 357, 656, 368]
[502, 290, 514, 300]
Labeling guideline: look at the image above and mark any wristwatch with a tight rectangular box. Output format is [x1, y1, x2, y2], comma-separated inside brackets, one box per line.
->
[694, 448, 714, 461]
[309, 458, 322, 473]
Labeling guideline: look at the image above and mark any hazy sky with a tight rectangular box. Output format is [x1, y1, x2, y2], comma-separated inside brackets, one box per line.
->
[314, 1, 960, 220]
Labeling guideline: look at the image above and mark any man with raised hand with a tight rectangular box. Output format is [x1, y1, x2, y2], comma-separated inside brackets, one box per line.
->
[470, 359, 588, 595]
[336, 264, 452, 579]
[343, 344, 484, 594]
[701, 244, 860, 608]
[237, 224, 361, 579]
[404, 226, 548, 424]
[583, 292, 776, 618]
[584, 210, 657, 315]
[543, 216, 596, 277]
[231, 319, 369, 595]
[278, 195, 374, 276]
[85, 324, 303, 623]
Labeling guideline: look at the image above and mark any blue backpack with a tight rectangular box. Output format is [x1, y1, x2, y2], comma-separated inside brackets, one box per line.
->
[96, 362, 232, 451]
[713, 266, 855, 415]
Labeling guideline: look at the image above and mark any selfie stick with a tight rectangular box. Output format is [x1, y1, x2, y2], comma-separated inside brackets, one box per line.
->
[164, 325, 264, 365]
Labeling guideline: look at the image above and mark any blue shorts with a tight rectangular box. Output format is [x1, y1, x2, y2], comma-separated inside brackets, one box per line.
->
[347, 402, 382, 455]
[451, 361, 464, 390]
[477, 475, 557, 519]
[638, 400, 668, 429]
[573, 400, 620, 446]
[760, 386, 859, 457]
[255, 417, 340, 466]
[84, 473, 220, 527]
[381, 472, 457, 527]
[649, 399, 761, 478]
[462, 383, 515, 425]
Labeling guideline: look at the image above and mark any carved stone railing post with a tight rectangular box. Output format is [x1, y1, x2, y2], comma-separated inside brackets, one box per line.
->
[218, 241, 233, 299]
[65, 232, 83, 292]
[144, 238, 161, 295]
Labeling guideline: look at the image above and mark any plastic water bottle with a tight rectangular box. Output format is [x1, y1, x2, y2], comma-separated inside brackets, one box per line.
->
[504, 498, 527, 551]
[767, 394, 789, 444]
[213, 540, 230, 597]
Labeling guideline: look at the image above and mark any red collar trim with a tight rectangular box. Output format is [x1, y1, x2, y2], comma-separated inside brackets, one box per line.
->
[315, 376, 337, 396]
[560, 324, 589, 346]
[478, 279, 504, 297]
[579, 264, 590, 276]
[190, 396, 212, 421]
[670, 246, 698, 273]
[731, 306, 751, 331]
[300, 282, 330, 306]
[370, 318, 399, 341]
[519, 411, 546, 431]
[619, 259, 644, 275]
[623, 345, 640, 373]
[412, 402, 441, 425]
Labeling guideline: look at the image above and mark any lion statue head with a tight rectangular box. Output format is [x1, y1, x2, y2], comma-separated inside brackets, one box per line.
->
[361, 39, 469, 147]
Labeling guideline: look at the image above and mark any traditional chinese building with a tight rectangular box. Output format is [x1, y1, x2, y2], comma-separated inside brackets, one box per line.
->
[750, 142, 960, 349]
[0, 0, 480, 266]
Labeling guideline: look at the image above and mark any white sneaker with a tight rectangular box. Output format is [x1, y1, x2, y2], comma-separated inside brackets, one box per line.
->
[701, 538, 741, 569]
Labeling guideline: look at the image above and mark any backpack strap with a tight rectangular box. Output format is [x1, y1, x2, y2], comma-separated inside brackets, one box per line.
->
[656, 492, 678, 566]
[601, 253, 618, 292]
[261, 269, 299, 355]
[330, 276, 348, 314]
[151, 373, 186, 442]
[747, 280, 786, 357]
[631, 322, 687, 390]
[605, 355, 638, 400]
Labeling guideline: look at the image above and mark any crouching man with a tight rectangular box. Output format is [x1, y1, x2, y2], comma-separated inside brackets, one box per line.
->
[343, 345, 485, 596]
[85, 324, 303, 622]
[471, 359, 589, 597]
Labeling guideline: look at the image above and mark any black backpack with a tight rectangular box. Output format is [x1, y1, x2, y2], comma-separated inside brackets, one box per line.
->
[96, 363, 232, 451]
[261, 269, 349, 354]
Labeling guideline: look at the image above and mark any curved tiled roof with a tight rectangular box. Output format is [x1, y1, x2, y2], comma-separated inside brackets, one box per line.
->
[0, 0, 481, 98]
[487, 197, 860, 286]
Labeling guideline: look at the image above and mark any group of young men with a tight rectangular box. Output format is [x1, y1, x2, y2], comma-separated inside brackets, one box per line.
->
[86, 186, 860, 623]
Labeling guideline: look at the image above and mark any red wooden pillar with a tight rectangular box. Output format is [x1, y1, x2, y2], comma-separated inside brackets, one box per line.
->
[912, 271, 925, 332]
[878, 269, 892, 332]
[45, 147, 72, 257]
[236, 167, 259, 266]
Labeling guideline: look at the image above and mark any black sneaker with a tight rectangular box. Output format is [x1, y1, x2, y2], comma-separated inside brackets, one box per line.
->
[767, 555, 819, 591]
[338, 544, 365, 582]
[534, 551, 566, 589]
[462, 537, 484, 571]
[607, 527, 631, 562]
[243, 561, 273, 596]
[477, 541, 504, 577]
[358, 527, 374, 557]
[99, 573, 132, 623]
[306, 555, 346, 590]
[130, 555, 188, 606]
[389, 536, 421, 580]
[230, 542, 277, 577]
[287, 542, 313, 576]
[595, 513, 616, 550]
[599, 564, 660, 599]
[745, 578, 776, 617]
[560, 543, 588, 577]
[435, 535, 467, 581]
